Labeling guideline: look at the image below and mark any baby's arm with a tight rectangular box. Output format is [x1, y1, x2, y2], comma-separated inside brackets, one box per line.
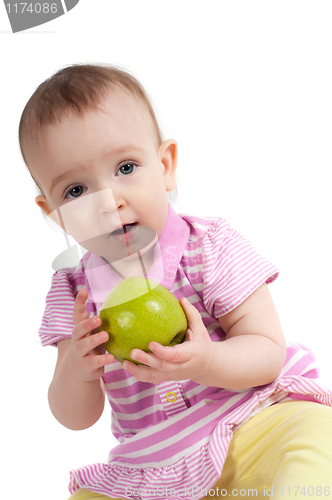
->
[48, 289, 113, 430]
[210, 282, 287, 389]
[123, 283, 287, 390]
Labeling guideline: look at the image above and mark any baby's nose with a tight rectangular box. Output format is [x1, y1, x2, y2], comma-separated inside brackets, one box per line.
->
[95, 188, 118, 214]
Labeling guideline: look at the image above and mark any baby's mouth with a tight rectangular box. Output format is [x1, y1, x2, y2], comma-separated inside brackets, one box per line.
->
[111, 222, 137, 236]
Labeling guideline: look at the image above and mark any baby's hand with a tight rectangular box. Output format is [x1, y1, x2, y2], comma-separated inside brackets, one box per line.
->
[122, 298, 215, 385]
[67, 288, 114, 383]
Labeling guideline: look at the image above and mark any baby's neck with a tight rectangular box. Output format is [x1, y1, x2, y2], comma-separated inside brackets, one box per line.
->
[110, 246, 155, 280]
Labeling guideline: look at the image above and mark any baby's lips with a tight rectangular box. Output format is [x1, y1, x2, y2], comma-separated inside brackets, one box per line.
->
[5, 0, 80, 33]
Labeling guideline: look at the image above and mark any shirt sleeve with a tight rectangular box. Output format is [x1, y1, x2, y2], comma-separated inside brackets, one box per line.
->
[38, 269, 76, 347]
[202, 218, 279, 318]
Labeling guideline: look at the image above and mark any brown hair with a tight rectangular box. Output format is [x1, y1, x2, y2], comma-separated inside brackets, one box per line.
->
[19, 63, 163, 167]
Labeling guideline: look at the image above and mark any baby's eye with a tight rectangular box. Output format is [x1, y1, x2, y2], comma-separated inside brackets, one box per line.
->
[64, 185, 86, 199]
[117, 162, 137, 176]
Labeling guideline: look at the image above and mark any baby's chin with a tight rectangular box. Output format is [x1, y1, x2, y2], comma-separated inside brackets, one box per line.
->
[80, 225, 158, 262]
[117, 232, 159, 261]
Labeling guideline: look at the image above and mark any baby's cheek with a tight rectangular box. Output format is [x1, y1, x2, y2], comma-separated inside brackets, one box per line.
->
[58, 189, 122, 243]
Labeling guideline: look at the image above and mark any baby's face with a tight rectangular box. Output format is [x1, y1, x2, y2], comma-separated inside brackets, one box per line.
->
[26, 90, 177, 263]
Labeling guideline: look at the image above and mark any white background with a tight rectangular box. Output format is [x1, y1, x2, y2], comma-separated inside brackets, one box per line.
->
[1, 2, 332, 499]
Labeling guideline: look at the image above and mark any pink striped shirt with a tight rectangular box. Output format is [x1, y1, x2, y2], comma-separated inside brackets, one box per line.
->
[39, 204, 332, 499]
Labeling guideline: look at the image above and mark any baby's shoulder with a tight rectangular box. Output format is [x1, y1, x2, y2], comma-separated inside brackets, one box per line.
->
[180, 212, 231, 243]
[51, 251, 90, 294]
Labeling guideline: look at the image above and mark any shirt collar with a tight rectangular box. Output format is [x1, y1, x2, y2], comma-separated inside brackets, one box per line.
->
[83, 204, 190, 311]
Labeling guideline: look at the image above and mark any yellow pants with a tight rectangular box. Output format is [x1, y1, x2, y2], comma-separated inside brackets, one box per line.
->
[68, 400, 332, 500]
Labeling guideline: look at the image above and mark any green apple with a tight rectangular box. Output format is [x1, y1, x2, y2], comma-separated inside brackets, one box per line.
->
[98, 277, 187, 364]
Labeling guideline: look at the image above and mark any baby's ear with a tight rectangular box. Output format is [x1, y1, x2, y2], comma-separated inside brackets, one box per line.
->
[35, 195, 64, 230]
[159, 139, 178, 191]
[35, 195, 52, 216]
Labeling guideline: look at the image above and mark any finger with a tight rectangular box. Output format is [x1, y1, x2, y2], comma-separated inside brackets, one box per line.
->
[85, 352, 114, 377]
[122, 359, 166, 384]
[130, 344, 191, 372]
[147, 342, 192, 363]
[89, 352, 114, 369]
[73, 288, 90, 326]
[179, 298, 207, 340]
[75, 329, 109, 357]
[129, 348, 162, 367]
[72, 315, 102, 343]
